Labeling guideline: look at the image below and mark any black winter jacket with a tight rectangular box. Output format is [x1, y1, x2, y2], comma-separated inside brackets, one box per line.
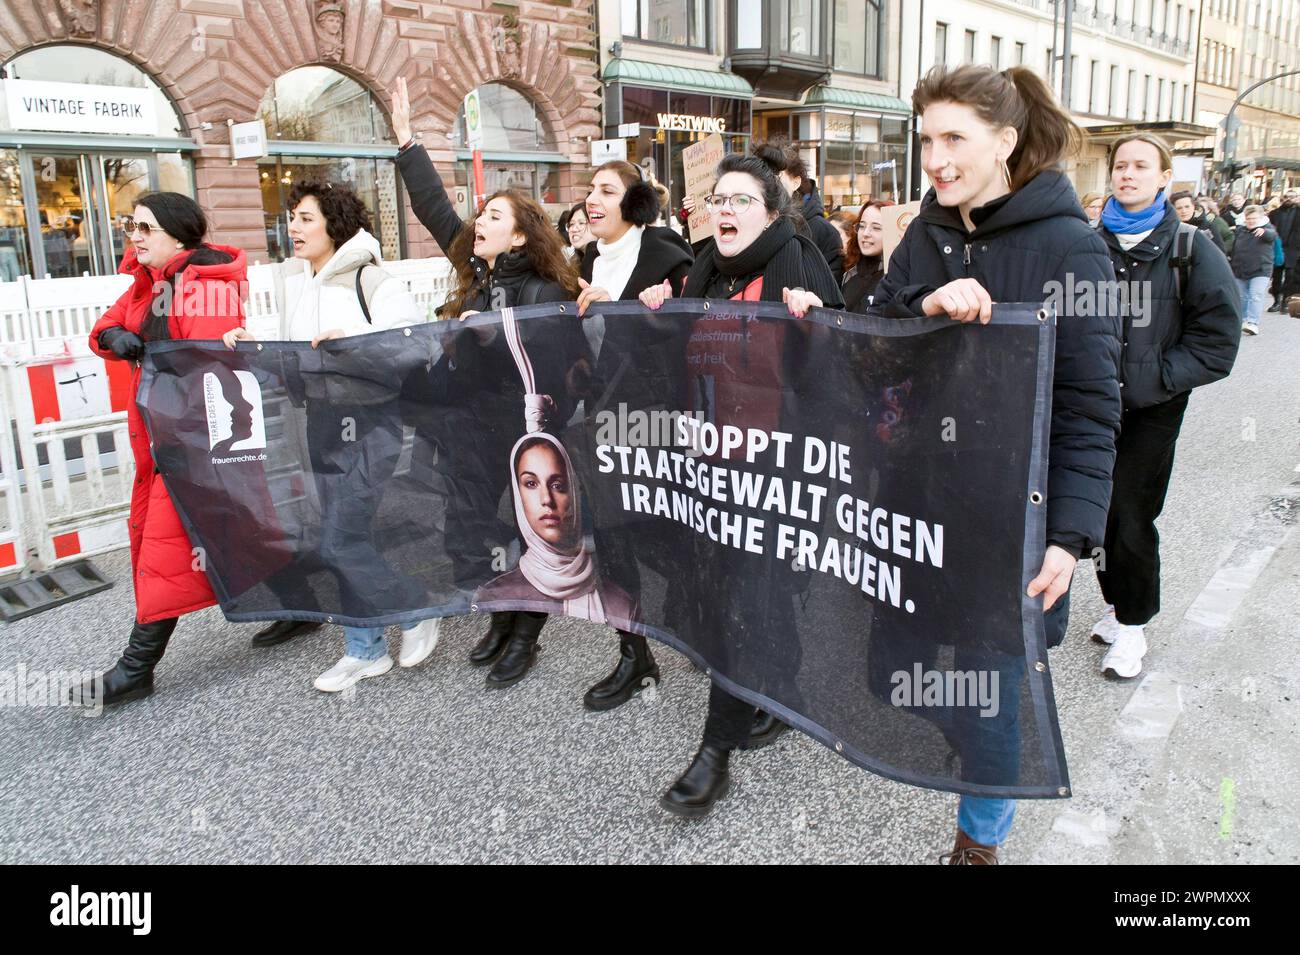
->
[801, 185, 845, 283]
[869, 169, 1122, 560]
[1097, 203, 1240, 410]
[1270, 201, 1300, 256]
[1230, 223, 1279, 279]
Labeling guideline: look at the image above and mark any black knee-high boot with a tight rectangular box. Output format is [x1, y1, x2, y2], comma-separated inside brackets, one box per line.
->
[71, 617, 178, 708]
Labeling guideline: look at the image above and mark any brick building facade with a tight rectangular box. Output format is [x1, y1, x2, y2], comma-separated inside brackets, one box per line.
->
[0, 0, 602, 277]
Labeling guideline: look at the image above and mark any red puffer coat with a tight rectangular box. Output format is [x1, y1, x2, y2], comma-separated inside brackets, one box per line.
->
[89, 244, 247, 623]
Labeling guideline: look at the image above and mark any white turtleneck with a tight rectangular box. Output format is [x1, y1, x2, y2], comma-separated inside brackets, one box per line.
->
[592, 224, 645, 300]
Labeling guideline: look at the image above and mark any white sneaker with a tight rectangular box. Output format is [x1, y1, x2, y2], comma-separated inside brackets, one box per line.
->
[398, 617, 441, 668]
[1242, 321, 1259, 336]
[1100, 625, 1147, 679]
[313, 654, 393, 692]
[1090, 605, 1123, 644]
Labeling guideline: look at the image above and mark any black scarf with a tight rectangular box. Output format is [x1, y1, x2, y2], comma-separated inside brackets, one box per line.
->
[684, 217, 843, 307]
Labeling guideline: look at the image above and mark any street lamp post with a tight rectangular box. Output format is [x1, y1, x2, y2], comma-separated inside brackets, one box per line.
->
[1220, 67, 1300, 188]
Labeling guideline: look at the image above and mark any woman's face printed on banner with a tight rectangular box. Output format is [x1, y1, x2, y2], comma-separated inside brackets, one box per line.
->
[1109, 140, 1172, 211]
[712, 171, 777, 257]
[919, 101, 1015, 212]
[516, 440, 576, 549]
[129, 205, 174, 267]
[857, 204, 884, 257]
[473, 196, 526, 266]
[288, 195, 335, 265]
[585, 169, 628, 240]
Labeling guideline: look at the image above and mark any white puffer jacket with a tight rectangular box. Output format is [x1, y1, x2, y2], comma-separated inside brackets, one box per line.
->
[277, 229, 423, 341]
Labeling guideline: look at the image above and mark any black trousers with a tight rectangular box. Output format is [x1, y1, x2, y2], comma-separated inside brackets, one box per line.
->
[1096, 392, 1189, 626]
[702, 683, 757, 750]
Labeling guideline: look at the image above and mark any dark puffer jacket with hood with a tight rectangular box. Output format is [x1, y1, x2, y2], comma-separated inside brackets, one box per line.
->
[800, 182, 845, 282]
[870, 169, 1123, 563]
[1096, 201, 1240, 410]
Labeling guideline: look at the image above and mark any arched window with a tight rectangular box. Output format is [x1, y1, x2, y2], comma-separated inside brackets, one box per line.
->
[259, 67, 392, 145]
[0, 45, 193, 278]
[447, 84, 564, 216]
[257, 67, 401, 262]
[450, 83, 554, 152]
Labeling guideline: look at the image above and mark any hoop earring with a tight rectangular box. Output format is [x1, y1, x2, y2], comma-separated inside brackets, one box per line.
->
[1000, 159, 1012, 189]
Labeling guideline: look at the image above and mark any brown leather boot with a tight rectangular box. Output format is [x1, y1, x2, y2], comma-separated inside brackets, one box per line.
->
[939, 829, 999, 865]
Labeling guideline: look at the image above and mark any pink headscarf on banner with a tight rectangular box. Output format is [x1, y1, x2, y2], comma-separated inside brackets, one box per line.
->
[501, 309, 605, 620]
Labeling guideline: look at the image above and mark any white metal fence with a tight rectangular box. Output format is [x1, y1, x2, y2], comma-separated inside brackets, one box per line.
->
[0, 255, 455, 579]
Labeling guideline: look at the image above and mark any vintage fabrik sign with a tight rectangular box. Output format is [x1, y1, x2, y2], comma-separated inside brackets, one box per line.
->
[2, 79, 156, 135]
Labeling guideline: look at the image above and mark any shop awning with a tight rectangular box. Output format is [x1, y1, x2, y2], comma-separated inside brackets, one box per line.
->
[602, 59, 754, 98]
[802, 86, 910, 114]
[1080, 120, 1216, 144]
[0, 131, 199, 151]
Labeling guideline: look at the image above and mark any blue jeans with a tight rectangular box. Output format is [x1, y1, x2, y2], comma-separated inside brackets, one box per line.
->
[345, 622, 418, 661]
[1237, 275, 1271, 325]
[958, 795, 1016, 845]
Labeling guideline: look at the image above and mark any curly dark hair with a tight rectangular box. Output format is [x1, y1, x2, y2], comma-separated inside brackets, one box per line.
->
[287, 179, 372, 249]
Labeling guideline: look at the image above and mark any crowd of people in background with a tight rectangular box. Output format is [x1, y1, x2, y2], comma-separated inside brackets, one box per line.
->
[78, 59, 1274, 865]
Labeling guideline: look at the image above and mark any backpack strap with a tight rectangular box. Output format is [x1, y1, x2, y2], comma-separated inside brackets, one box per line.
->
[1171, 222, 1196, 302]
[354, 264, 385, 323]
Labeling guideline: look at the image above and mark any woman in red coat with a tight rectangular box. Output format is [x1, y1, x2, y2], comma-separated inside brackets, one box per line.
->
[80, 192, 247, 707]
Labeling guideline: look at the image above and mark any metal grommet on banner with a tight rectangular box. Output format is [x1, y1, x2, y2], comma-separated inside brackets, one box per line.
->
[325, 616, 334, 624]
[1035, 661, 1046, 672]
[834, 741, 844, 753]
[703, 301, 710, 311]
[1058, 787, 1070, 797]
[1036, 308, 1049, 323]
[557, 305, 566, 313]
[835, 315, 843, 326]
[470, 604, 479, 613]
[403, 328, 411, 336]
[256, 344, 263, 351]
[1029, 491, 1044, 505]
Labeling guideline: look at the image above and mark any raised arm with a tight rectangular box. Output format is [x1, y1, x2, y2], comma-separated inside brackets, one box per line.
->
[391, 77, 466, 255]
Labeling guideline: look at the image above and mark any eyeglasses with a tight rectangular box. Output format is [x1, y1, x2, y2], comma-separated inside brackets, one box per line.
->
[121, 218, 154, 237]
[704, 193, 761, 213]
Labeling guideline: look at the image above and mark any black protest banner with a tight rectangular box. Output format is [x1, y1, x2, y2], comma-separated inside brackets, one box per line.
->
[137, 300, 1065, 798]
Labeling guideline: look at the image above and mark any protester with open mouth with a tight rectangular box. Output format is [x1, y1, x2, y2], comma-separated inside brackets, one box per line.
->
[222, 178, 441, 693]
[80, 192, 247, 707]
[638, 152, 843, 819]
[389, 77, 589, 691]
[868, 64, 1125, 863]
[573, 159, 696, 712]
[1092, 134, 1239, 682]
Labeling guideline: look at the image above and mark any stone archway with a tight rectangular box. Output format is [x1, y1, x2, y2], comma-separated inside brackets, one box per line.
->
[0, 0, 602, 257]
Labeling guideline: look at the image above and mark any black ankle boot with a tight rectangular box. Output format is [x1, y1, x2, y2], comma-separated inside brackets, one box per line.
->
[250, 620, 322, 648]
[470, 611, 516, 666]
[660, 744, 732, 818]
[69, 618, 177, 708]
[583, 630, 660, 711]
[485, 612, 545, 689]
[740, 710, 791, 751]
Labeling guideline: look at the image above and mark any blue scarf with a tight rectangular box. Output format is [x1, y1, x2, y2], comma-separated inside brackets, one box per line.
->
[1100, 190, 1168, 235]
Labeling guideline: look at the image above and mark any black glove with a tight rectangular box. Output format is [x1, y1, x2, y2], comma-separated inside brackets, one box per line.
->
[99, 327, 144, 361]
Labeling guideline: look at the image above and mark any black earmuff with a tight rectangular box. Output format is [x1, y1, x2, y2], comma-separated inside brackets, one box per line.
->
[620, 179, 661, 227]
